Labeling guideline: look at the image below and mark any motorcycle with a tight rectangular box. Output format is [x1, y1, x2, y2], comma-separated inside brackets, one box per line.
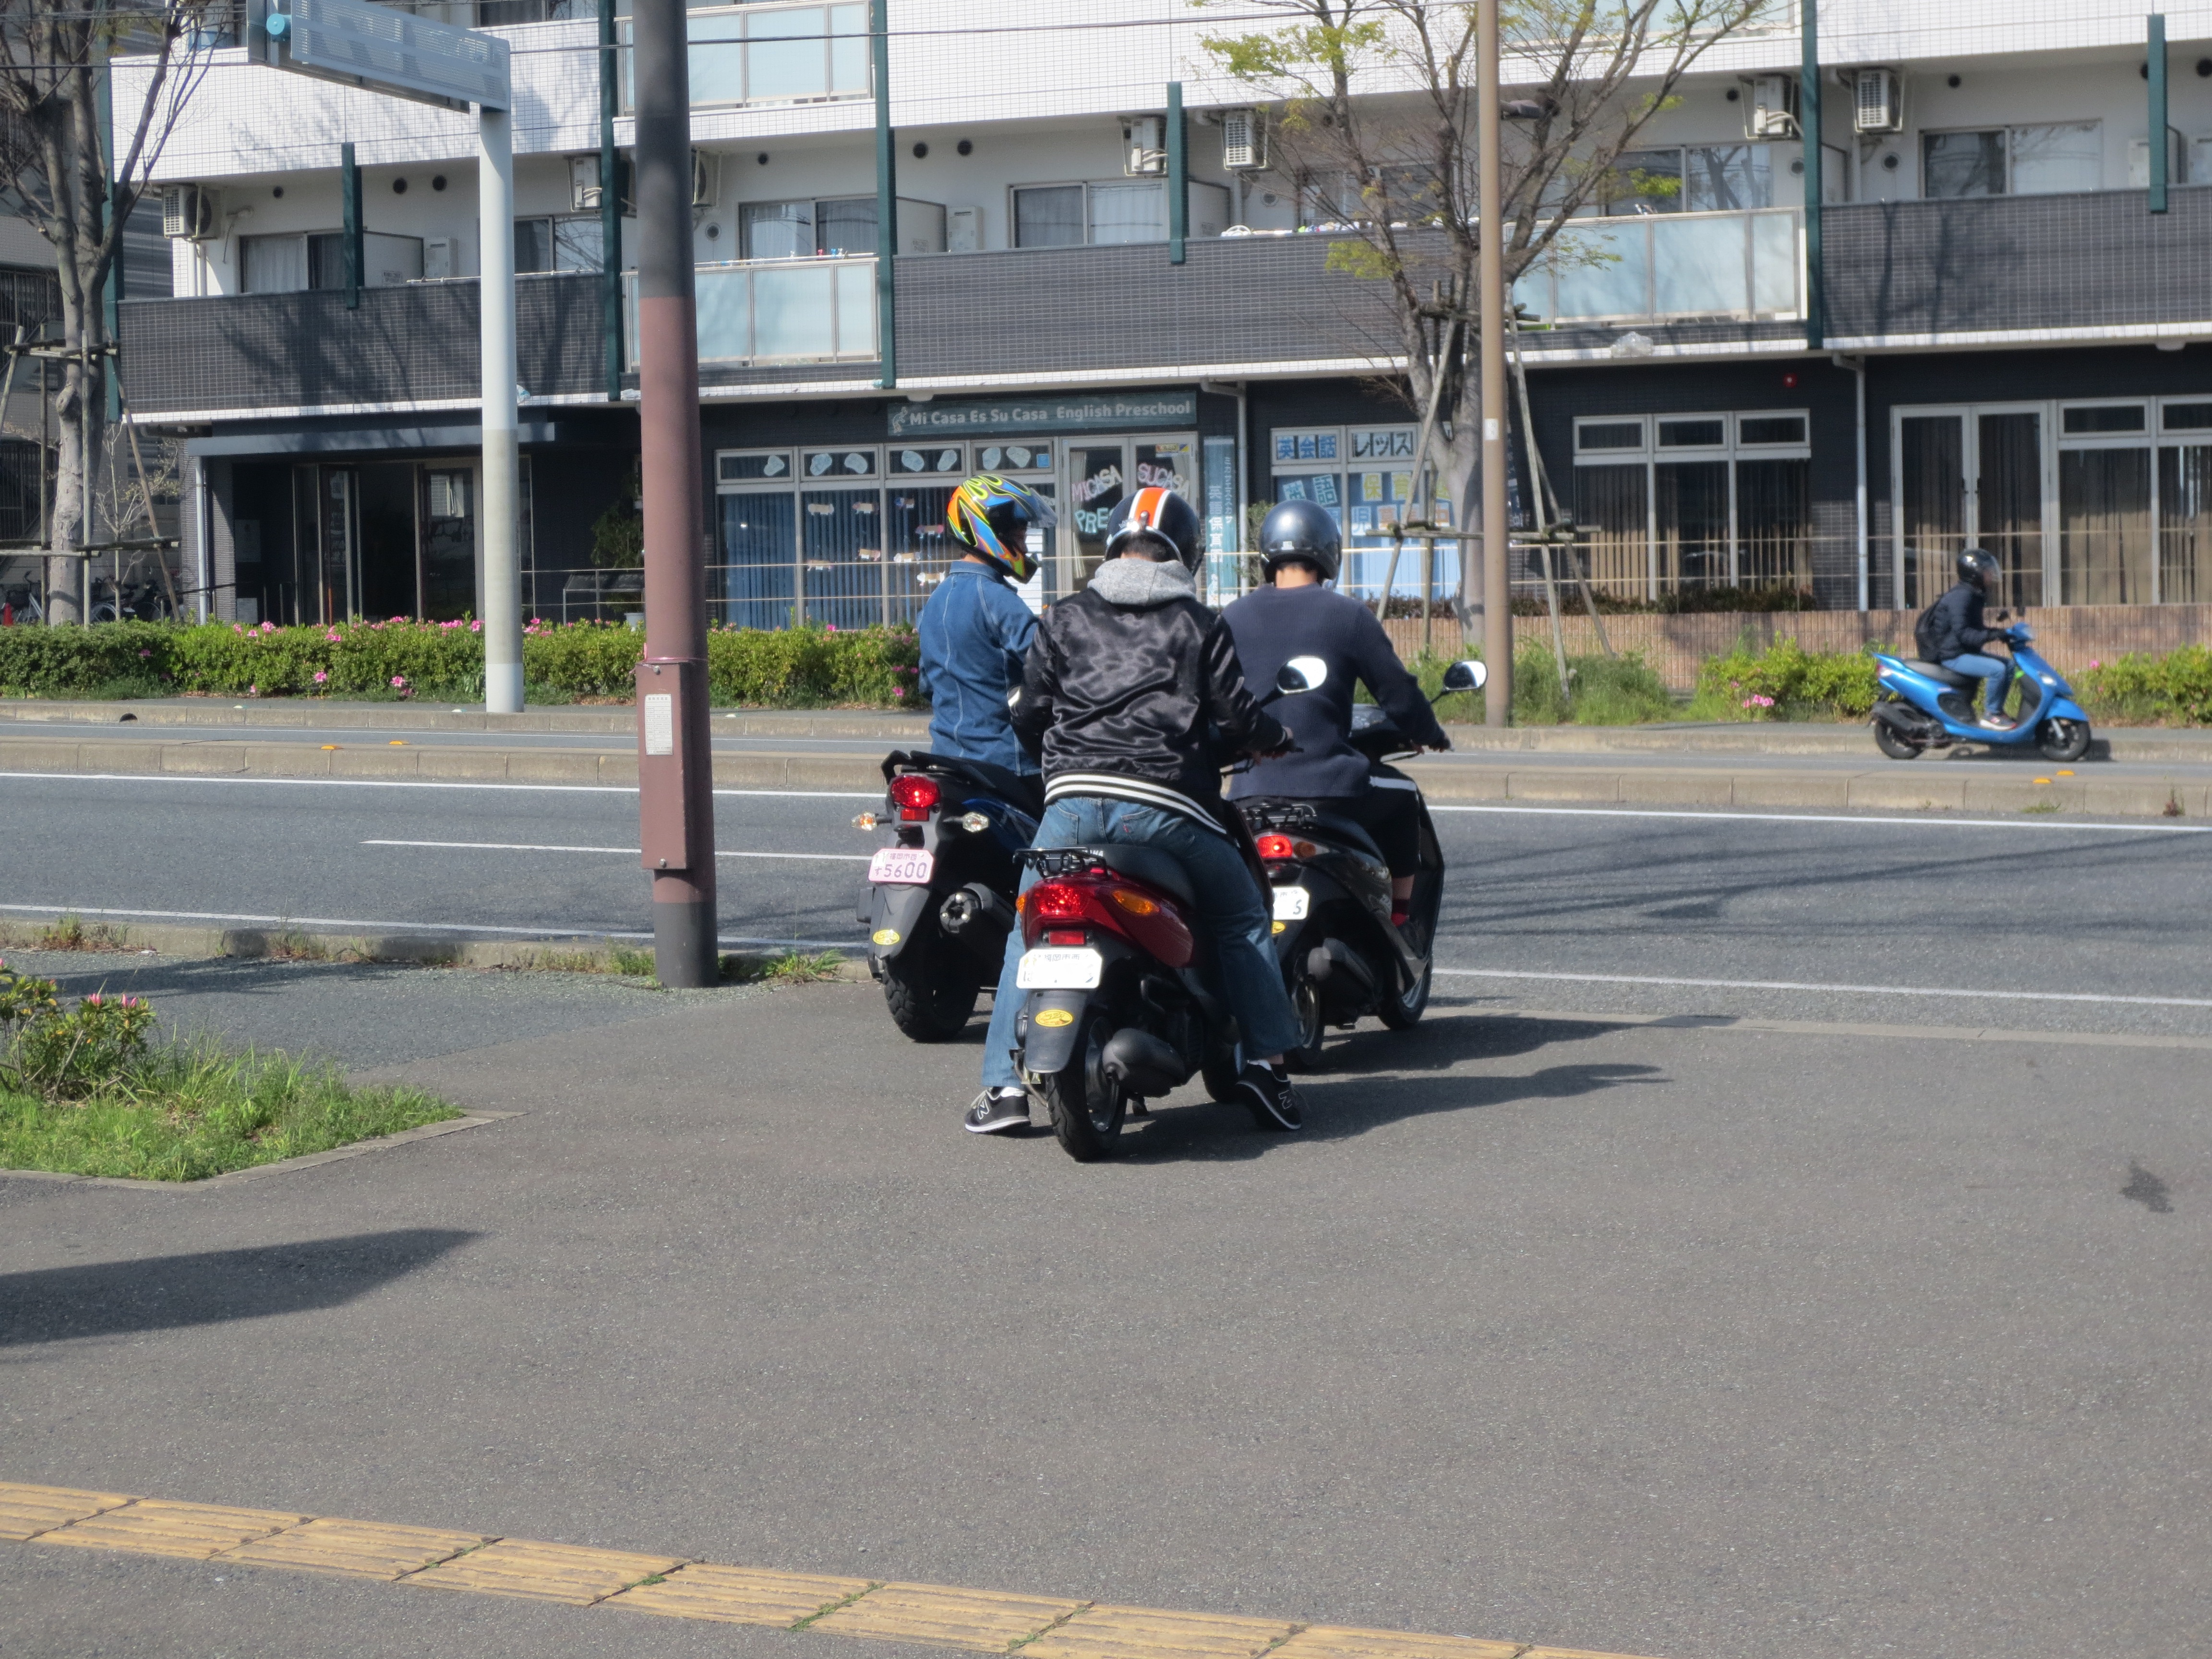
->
[856, 750, 1043, 1042]
[1869, 623, 2092, 763]
[1238, 657, 1485, 1069]
[1008, 657, 1328, 1163]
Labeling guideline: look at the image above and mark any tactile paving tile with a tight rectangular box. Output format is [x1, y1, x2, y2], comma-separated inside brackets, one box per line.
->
[1023, 1604, 1296, 1659]
[809, 1581, 1089, 1649]
[1270, 1626, 1527, 1659]
[35, 1499, 305, 1559]
[403, 1537, 689, 1604]
[218, 1515, 490, 1580]
[0, 1482, 135, 1542]
[605, 1561, 875, 1625]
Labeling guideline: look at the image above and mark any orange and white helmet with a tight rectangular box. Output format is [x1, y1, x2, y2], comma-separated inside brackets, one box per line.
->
[1103, 487, 1202, 572]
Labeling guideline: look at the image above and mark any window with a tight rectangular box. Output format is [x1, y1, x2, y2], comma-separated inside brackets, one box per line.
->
[1268, 425, 1453, 598]
[1297, 165, 1449, 228]
[1010, 180, 1229, 248]
[1924, 123, 2102, 198]
[516, 216, 602, 274]
[1012, 186, 1084, 249]
[631, 4, 869, 112]
[1603, 145, 1775, 214]
[1570, 412, 1814, 600]
[739, 197, 881, 259]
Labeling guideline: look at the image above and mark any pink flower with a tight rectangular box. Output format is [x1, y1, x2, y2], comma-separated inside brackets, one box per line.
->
[313, 670, 328, 684]
[260, 620, 276, 634]
[137, 649, 151, 658]
[391, 675, 408, 688]
[326, 630, 340, 643]
[247, 684, 259, 696]
[2090, 659, 2102, 670]
[469, 619, 482, 633]
[84, 993, 101, 1006]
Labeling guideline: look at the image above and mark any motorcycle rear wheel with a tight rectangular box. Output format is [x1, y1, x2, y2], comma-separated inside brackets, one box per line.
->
[1377, 958, 1431, 1031]
[879, 924, 981, 1042]
[1282, 969, 1326, 1071]
[1039, 1009, 1127, 1161]
[1872, 719, 1923, 760]
[2037, 717, 2092, 763]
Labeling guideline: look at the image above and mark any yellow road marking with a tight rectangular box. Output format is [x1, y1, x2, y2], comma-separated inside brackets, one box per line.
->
[1, 1480, 1669, 1659]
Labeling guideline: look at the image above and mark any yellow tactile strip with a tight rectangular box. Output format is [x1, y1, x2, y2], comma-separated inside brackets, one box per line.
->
[1, 1480, 1665, 1659]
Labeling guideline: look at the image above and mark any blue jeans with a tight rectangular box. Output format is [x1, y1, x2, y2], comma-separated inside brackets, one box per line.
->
[981, 796, 1300, 1090]
[1944, 652, 2011, 715]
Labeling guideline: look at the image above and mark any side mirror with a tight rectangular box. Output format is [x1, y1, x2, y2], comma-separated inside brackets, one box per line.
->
[1440, 659, 1487, 693]
[1276, 655, 1329, 695]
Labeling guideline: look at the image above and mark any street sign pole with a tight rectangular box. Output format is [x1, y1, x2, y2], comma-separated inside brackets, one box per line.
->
[632, 0, 717, 987]
[479, 104, 521, 711]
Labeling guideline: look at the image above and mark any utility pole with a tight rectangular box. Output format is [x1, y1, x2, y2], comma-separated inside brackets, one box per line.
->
[632, 0, 717, 986]
[600, 0, 624, 397]
[1801, 0, 1823, 345]
[871, 0, 895, 385]
[1477, 0, 1509, 725]
[2150, 13, 2170, 215]
[480, 103, 521, 710]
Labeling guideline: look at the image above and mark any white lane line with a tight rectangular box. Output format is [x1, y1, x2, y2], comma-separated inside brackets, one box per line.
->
[1435, 965, 2212, 1010]
[0, 771, 877, 800]
[361, 839, 868, 862]
[1428, 803, 2212, 834]
[0, 900, 858, 951]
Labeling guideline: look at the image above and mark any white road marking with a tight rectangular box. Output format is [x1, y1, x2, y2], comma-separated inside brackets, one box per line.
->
[0, 900, 856, 951]
[1436, 965, 2212, 1010]
[1428, 803, 2212, 834]
[361, 839, 868, 861]
[0, 771, 878, 799]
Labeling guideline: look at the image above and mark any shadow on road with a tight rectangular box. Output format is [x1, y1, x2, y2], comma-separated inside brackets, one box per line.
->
[0, 1228, 479, 1348]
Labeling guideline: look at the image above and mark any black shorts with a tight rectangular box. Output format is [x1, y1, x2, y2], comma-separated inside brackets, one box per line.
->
[1320, 786, 1423, 878]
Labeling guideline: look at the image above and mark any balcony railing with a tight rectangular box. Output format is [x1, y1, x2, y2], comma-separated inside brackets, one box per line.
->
[619, 0, 869, 112]
[1516, 207, 1803, 326]
[628, 255, 878, 367]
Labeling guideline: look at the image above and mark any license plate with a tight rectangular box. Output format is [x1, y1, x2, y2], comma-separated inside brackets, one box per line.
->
[1016, 947, 1103, 990]
[868, 847, 935, 885]
[1272, 886, 1310, 921]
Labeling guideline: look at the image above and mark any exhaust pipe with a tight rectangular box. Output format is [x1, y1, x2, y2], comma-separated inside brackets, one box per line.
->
[1305, 938, 1376, 996]
[1100, 1027, 1189, 1096]
[940, 882, 1015, 938]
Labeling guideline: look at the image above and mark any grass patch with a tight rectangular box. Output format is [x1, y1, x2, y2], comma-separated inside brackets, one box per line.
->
[2020, 800, 2059, 814]
[726, 948, 846, 985]
[0, 1041, 461, 1181]
[609, 944, 659, 978]
[34, 914, 132, 952]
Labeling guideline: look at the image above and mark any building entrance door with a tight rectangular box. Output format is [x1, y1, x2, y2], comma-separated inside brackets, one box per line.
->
[1893, 405, 2046, 609]
[1060, 434, 1197, 593]
[290, 464, 359, 625]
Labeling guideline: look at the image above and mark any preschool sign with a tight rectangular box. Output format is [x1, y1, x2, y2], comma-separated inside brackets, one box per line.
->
[887, 392, 1199, 437]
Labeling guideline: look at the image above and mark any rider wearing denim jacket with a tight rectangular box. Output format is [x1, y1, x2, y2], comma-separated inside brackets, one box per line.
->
[916, 475, 1054, 773]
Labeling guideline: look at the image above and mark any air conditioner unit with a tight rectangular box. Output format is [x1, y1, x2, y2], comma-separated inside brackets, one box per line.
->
[568, 155, 635, 216]
[1852, 67, 1904, 135]
[423, 237, 455, 280]
[1743, 75, 1798, 139]
[161, 183, 218, 240]
[692, 148, 720, 209]
[1122, 116, 1166, 177]
[1221, 108, 1268, 171]
[946, 205, 981, 253]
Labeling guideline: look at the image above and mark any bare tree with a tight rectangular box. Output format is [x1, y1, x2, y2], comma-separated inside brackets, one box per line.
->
[1199, 0, 1781, 637]
[0, 0, 215, 622]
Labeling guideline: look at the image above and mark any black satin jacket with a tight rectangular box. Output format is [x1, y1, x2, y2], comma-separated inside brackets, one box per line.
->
[1013, 586, 1287, 806]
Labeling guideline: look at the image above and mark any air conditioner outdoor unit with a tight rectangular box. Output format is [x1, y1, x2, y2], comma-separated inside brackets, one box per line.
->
[161, 183, 218, 240]
[1852, 67, 1904, 135]
[1123, 116, 1166, 177]
[568, 155, 635, 216]
[1221, 108, 1268, 171]
[691, 149, 720, 209]
[1744, 75, 1798, 139]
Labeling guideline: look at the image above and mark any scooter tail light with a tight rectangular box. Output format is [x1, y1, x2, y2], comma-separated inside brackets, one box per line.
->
[1256, 833, 1297, 861]
[1028, 880, 1087, 922]
[1046, 928, 1087, 947]
[889, 775, 940, 821]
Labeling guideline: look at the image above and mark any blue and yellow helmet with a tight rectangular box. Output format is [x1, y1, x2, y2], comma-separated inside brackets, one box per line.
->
[947, 474, 1056, 583]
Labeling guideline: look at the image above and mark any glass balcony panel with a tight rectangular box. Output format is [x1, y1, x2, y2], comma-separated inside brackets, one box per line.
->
[695, 265, 756, 361]
[1749, 210, 1799, 314]
[1550, 222, 1649, 319]
[1651, 213, 1747, 316]
[746, 7, 828, 101]
[834, 260, 877, 355]
[685, 11, 745, 105]
[752, 261, 840, 358]
[829, 3, 868, 93]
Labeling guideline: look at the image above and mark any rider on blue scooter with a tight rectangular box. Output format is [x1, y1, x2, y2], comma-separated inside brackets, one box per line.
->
[1919, 549, 2014, 729]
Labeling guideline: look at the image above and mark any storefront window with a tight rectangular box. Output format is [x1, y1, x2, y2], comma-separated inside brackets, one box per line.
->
[1571, 412, 1811, 601]
[2060, 448, 2153, 604]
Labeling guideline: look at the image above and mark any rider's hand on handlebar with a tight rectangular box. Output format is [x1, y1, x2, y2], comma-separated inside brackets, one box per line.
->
[1425, 740, 1452, 753]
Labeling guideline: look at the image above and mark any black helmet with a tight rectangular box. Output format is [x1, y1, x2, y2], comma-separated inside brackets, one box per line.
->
[1257, 499, 1342, 582]
[1104, 486, 1203, 572]
[1957, 547, 2000, 590]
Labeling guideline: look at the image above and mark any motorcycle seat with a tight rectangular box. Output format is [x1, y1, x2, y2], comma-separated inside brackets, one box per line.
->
[1903, 660, 1976, 689]
[1088, 842, 1198, 907]
[1306, 812, 1388, 866]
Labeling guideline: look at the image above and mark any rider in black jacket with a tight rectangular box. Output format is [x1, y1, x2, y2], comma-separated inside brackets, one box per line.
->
[1923, 548, 2014, 728]
[961, 486, 1308, 1138]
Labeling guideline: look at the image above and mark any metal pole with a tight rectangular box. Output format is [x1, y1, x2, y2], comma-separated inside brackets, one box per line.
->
[1478, 0, 1509, 725]
[1801, 0, 1823, 346]
[633, 0, 717, 987]
[1167, 81, 1186, 265]
[871, 0, 895, 386]
[601, 0, 624, 397]
[479, 105, 522, 710]
[2150, 13, 2169, 215]
[341, 141, 362, 310]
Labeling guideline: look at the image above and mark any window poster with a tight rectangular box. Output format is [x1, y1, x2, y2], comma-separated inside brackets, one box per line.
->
[1351, 426, 1416, 459]
[1361, 472, 1384, 502]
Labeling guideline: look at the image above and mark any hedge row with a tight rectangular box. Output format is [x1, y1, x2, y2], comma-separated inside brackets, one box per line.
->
[0, 618, 923, 708]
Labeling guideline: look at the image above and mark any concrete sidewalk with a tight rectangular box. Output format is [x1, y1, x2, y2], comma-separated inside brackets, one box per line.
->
[3, 977, 2206, 1659]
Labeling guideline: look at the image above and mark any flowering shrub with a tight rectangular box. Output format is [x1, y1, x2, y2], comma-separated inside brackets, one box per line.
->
[2079, 645, 2212, 725]
[0, 961, 156, 1100]
[1691, 637, 1885, 721]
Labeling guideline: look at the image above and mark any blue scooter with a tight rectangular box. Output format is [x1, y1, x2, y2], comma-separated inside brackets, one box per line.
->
[1869, 624, 2092, 763]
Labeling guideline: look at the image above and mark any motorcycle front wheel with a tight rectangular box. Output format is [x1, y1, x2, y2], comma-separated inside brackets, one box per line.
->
[1377, 957, 1432, 1031]
[1039, 1008, 1127, 1161]
[2037, 717, 2092, 763]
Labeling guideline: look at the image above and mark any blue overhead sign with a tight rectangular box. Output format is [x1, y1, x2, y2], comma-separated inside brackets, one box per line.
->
[252, 0, 510, 113]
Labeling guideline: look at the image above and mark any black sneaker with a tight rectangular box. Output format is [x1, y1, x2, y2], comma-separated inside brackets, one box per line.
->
[1236, 1062, 1305, 1132]
[963, 1087, 1032, 1135]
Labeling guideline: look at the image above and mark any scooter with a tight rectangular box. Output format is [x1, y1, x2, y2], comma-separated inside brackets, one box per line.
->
[1869, 623, 2092, 763]
[856, 752, 1043, 1042]
[1238, 657, 1485, 1069]
[1009, 658, 1326, 1163]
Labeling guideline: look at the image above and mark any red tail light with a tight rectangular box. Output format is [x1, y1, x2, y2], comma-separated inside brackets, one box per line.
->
[1046, 928, 1087, 947]
[1021, 869, 1194, 967]
[1029, 880, 1086, 921]
[1256, 832, 1297, 861]
[890, 774, 940, 821]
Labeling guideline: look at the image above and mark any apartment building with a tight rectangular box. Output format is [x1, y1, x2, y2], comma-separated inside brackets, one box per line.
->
[110, 1, 2212, 629]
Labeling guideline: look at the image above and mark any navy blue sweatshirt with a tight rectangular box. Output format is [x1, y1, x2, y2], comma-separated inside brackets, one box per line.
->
[1221, 583, 1449, 799]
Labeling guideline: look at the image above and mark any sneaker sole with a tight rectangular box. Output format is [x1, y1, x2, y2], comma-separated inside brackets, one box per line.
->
[1236, 1081, 1303, 1133]
[963, 1115, 1032, 1135]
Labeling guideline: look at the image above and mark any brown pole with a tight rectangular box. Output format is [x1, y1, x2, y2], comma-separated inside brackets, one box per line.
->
[1478, 0, 1511, 725]
[632, 0, 717, 986]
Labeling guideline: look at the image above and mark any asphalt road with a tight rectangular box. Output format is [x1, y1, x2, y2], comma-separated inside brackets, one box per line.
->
[4, 771, 2212, 1040]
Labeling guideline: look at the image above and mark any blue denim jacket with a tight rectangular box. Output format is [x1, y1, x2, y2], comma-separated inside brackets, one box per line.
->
[917, 562, 1040, 773]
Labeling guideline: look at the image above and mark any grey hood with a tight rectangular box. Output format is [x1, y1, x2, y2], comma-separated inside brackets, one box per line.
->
[1087, 556, 1197, 609]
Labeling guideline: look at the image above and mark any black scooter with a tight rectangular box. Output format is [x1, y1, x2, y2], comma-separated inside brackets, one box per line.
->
[856, 752, 1042, 1041]
[1237, 658, 1484, 1068]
